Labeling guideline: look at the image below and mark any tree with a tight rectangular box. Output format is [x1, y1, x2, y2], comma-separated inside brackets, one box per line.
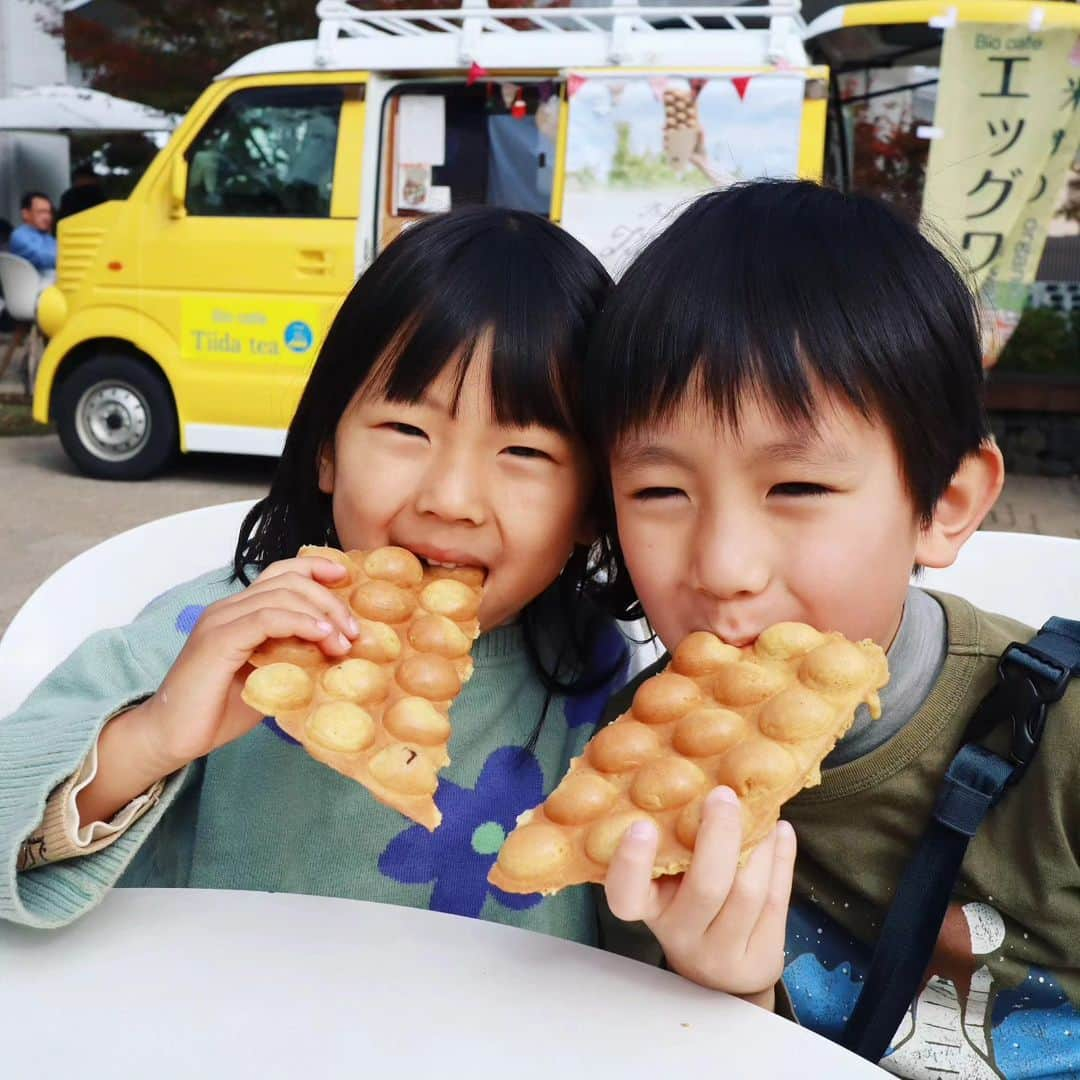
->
[40, 0, 569, 117]
[43, 1, 320, 116]
[34, 0, 568, 193]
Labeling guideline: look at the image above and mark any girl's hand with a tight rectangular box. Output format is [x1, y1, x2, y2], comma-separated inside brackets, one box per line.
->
[140, 555, 360, 774]
[603, 786, 796, 1009]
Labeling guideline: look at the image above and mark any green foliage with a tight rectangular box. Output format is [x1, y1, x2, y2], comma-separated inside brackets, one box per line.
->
[608, 123, 699, 190]
[997, 307, 1080, 375]
[568, 123, 712, 192]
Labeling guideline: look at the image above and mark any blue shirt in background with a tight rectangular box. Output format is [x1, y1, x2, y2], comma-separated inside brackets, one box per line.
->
[8, 225, 57, 272]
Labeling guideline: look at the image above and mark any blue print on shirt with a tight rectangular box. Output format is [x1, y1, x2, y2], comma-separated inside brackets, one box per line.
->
[379, 746, 544, 917]
[784, 899, 1080, 1078]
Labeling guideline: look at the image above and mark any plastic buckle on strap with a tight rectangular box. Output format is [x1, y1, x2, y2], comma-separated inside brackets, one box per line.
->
[969, 643, 1070, 770]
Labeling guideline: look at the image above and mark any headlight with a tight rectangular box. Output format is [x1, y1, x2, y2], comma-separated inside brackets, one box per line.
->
[36, 285, 68, 339]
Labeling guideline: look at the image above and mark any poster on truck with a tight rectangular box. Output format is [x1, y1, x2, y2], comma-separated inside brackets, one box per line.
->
[561, 72, 807, 275]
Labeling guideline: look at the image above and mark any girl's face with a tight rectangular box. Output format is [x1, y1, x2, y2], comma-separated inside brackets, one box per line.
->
[319, 349, 593, 632]
[610, 391, 927, 653]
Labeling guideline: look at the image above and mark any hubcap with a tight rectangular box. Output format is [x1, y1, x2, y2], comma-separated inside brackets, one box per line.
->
[74, 380, 151, 463]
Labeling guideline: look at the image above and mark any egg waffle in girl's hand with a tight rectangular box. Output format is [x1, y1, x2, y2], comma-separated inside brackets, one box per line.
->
[242, 545, 483, 830]
[489, 623, 888, 895]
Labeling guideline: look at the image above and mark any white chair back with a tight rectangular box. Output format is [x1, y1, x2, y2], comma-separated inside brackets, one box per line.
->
[0, 499, 255, 717]
[918, 531, 1079, 629]
[0, 252, 43, 322]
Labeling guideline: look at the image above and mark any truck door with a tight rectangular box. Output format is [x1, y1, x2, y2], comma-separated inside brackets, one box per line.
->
[137, 74, 366, 453]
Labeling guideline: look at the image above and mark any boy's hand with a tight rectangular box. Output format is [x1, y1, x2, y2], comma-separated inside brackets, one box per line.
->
[604, 786, 796, 1007]
[76, 556, 359, 825]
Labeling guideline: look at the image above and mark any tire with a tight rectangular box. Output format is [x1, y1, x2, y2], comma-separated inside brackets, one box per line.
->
[54, 352, 179, 480]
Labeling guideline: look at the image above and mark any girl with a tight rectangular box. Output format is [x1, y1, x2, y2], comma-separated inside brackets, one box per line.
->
[1, 207, 628, 943]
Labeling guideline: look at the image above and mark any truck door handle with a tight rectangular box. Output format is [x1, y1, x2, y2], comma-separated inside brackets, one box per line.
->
[297, 249, 332, 275]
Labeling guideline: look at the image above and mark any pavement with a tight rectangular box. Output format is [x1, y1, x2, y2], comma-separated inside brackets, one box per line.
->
[1, 432, 1079, 635]
[1, 434, 273, 634]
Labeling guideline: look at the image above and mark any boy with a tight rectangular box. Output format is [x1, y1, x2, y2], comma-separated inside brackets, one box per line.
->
[587, 180, 1080, 1078]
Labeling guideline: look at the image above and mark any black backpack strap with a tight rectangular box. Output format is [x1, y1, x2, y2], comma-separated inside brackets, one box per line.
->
[840, 616, 1080, 1064]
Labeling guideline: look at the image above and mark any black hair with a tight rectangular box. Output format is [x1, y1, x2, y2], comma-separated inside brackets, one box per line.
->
[20, 191, 52, 212]
[234, 206, 617, 703]
[586, 179, 992, 620]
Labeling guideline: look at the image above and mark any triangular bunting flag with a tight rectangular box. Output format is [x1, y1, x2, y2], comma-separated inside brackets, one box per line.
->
[731, 75, 752, 101]
[466, 61, 490, 87]
[567, 73, 586, 98]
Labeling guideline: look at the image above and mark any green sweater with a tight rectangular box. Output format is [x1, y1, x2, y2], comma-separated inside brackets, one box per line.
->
[1, 568, 627, 942]
[597, 592, 1080, 1079]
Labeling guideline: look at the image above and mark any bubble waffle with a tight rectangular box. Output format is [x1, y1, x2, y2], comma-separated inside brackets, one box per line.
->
[489, 623, 888, 895]
[241, 545, 484, 830]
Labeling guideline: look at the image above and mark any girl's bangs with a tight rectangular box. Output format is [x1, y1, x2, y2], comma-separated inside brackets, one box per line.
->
[364, 282, 580, 435]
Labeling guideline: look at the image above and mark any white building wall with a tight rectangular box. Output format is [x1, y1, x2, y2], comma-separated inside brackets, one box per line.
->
[0, 0, 69, 223]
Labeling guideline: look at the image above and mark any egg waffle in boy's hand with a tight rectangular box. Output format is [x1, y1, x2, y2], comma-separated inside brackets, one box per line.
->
[242, 545, 483, 831]
[489, 623, 888, 895]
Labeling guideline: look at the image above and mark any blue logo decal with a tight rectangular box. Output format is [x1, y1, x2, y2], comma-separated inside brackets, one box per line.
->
[284, 320, 314, 353]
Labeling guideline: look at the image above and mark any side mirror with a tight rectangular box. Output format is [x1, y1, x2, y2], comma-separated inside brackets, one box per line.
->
[169, 157, 187, 220]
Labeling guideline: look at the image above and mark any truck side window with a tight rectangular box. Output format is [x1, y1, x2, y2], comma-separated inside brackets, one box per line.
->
[187, 85, 344, 218]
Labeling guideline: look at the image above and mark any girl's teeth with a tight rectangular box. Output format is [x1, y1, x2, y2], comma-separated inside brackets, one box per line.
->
[426, 559, 459, 569]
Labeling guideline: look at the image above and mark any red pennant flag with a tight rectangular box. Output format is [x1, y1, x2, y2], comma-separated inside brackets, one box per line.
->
[466, 61, 489, 87]
[731, 75, 752, 101]
[689, 77, 707, 100]
[567, 74, 586, 99]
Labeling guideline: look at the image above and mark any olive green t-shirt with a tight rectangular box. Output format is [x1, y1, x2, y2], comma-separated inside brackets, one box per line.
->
[597, 591, 1080, 1079]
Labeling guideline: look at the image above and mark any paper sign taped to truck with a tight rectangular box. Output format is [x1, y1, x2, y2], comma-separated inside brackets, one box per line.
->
[561, 72, 807, 275]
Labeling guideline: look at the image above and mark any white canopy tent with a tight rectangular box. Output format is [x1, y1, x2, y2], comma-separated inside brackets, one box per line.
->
[0, 84, 176, 134]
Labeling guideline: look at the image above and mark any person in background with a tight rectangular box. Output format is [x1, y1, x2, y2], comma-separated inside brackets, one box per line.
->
[57, 168, 106, 223]
[0, 217, 14, 330]
[8, 192, 57, 274]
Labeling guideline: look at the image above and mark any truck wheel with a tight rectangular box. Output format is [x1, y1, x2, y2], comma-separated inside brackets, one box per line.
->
[54, 353, 178, 480]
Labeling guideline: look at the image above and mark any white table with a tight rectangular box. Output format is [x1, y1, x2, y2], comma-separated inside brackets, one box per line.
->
[0, 889, 882, 1078]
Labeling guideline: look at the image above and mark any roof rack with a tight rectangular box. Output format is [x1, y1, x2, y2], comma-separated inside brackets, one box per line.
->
[315, 0, 803, 66]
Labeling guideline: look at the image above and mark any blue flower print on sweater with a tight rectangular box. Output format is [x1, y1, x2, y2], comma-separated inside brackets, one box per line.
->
[172, 601, 299, 745]
[175, 604, 205, 635]
[564, 622, 630, 730]
[379, 745, 546, 917]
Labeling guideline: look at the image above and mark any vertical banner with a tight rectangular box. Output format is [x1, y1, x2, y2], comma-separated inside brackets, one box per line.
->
[920, 25, 1080, 363]
[560, 73, 807, 276]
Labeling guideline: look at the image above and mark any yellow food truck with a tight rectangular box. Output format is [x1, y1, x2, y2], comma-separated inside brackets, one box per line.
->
[34, 0, 829, 478]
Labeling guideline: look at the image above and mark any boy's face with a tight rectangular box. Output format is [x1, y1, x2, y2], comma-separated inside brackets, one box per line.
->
[610, 391, 927, 653]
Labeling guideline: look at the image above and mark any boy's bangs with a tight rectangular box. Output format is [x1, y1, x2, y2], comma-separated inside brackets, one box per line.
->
[589, 181, 985, 507]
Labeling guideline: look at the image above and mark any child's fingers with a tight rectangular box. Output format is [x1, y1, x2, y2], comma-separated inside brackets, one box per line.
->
[708, 824, 781, 943]
[196, 589, 351, 656]
[203, 606, 350, 665]
[241, 572, 359, 638]
[660, 786, 743, 936]
[204, 586, 344, 633]
[256, 556, 349, 586]
[743, 821, 797, 961]
[604, 819, 665, 923]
